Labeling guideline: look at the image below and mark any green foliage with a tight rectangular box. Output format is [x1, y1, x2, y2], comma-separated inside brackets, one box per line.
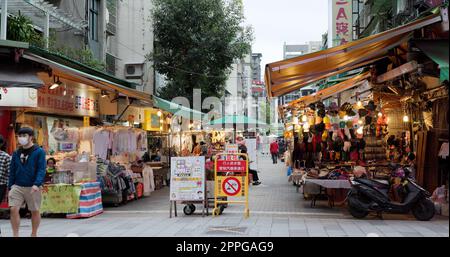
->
[149, 0, 253, 104]
[6, 12, 37, 43]
[7, 13, 105, 71]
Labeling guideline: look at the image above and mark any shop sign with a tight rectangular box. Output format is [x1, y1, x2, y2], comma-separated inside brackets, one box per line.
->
[40, 184, 82, 214]
[328, 0, 353, 47]
[143, 108, 162, 132]
[170, 157, 205, 201]
[37, 86, 99, 117]
[0, 87, 38, 107]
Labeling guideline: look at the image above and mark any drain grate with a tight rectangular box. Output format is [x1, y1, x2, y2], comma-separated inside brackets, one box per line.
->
[206, 226, 248, 235]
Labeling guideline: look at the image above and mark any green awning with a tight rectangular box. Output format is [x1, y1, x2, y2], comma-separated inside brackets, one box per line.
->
[153, 96, 205, 121]
[415, 40, 449, 82]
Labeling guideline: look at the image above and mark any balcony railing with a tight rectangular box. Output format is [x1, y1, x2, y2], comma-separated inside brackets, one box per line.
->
[106, 0, 117, 35]
[105, 52, 116, 75]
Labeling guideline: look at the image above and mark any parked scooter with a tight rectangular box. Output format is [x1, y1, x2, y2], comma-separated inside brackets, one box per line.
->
[347, 164, 435, 221]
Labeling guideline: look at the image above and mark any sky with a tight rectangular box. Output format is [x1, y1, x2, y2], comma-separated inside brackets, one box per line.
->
[242, 0, 329, 77]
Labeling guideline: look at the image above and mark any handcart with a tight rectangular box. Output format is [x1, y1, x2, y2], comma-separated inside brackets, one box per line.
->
[181, 180, 227, 215]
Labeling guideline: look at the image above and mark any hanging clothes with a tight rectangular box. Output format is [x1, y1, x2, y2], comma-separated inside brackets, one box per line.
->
[438, 142, 449, 159]
[93, 129, 112, 160]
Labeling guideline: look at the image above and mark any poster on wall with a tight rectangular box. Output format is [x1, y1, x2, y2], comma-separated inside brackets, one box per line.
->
[170, 156, 205, 201]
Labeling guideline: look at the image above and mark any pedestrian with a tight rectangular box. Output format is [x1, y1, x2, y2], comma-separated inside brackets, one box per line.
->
[270, 140, 279, 164]
[239, 146, 261, 185]
[291, 137, 304, 169]
[0, 135, 11, 237]
[278, 139, 285, 160]
[8, 127, 46, 237]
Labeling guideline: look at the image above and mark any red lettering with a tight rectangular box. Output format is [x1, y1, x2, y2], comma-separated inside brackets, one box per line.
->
[336, 7, 348, 20]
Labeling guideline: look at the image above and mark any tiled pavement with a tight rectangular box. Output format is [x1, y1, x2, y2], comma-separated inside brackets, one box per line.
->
[0, 154, 448, 237]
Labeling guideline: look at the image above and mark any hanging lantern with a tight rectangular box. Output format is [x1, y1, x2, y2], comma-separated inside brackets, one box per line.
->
[403, 115, 409, 123]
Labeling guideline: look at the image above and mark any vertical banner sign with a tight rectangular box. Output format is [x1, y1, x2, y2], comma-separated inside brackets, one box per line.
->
[170, 156, 206, 201]
[329, 0, 353, 47]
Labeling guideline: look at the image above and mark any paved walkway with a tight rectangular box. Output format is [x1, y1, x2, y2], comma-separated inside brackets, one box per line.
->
[0, 154, 448, 237]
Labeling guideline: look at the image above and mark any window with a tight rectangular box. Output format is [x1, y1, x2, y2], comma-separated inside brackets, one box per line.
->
[90, 0, 99, 41]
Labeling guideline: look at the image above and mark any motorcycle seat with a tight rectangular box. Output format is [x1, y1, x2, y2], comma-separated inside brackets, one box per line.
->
[355, 178, 390, 198]
[356, 178, 390, 189]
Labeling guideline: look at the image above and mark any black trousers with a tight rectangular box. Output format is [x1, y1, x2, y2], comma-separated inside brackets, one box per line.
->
[249, 169, 259, 181]
[0, 184, 6, 204]
[271, 153, 278, 163]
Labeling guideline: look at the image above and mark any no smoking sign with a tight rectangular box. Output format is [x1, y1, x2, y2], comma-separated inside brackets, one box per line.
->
[219, 177, 244, 197]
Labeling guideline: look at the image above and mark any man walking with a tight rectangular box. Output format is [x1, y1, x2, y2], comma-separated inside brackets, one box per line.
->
[0, 135, 11, 237]
[8, 127, 46, 237]
[270, 140, 279, 164]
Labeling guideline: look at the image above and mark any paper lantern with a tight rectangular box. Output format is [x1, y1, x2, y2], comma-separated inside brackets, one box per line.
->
[338, 111, 346, 119]
[308, 116, 315, 126]
[323, 116, 330, 124]
[339, 121, 346, 129]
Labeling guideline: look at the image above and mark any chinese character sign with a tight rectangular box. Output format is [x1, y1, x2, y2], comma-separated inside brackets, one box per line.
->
[329, 0, 353, 47]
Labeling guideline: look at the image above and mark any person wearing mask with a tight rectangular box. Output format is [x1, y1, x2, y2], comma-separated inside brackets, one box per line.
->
[0, 135, 11, 236]
[270, 140, 279, 164]
[8, 127, 46, 237]
[239, 146, 261, 186]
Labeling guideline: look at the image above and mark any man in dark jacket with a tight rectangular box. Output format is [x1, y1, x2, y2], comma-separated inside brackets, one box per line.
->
[8, 127, 46, 237]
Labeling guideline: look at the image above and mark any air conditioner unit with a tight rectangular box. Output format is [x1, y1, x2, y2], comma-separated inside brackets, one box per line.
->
[124, 63, 144, 79]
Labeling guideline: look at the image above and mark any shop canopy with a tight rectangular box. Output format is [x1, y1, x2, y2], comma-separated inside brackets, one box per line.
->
[414, 40, 449, 82]
[152, 96, 205, 121]
[0, 63, 44, 88]
[287, 71, 371, 108]
[22, 51, 152, 104]
[264, 12, 443, 97]
[207, 115, 268, 129]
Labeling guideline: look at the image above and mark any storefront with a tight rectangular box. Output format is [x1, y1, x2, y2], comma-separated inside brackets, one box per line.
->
[1, 43, 162, 217]
[265, 10, 448, 213]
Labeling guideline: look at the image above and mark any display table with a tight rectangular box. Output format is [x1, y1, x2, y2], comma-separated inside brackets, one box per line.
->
[41, 182, 103, 219]
[305, 179, 351, 189]
[304, 179, 351, 208]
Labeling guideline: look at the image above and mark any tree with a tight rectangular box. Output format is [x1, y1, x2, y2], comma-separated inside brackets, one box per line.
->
[149, 0, 253, 105]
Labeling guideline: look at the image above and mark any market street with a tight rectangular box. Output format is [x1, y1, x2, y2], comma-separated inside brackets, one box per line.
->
[1, 154, 448, 237]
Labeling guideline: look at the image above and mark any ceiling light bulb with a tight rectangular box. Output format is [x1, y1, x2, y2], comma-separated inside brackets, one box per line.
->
[358, 120, 363, 125]
[357, 101, 362, 107]
[378, 112, 383, 117]
[49, 83, 60, 90]
[403, 115, 409, 123]
[157, 110, 162, 117]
